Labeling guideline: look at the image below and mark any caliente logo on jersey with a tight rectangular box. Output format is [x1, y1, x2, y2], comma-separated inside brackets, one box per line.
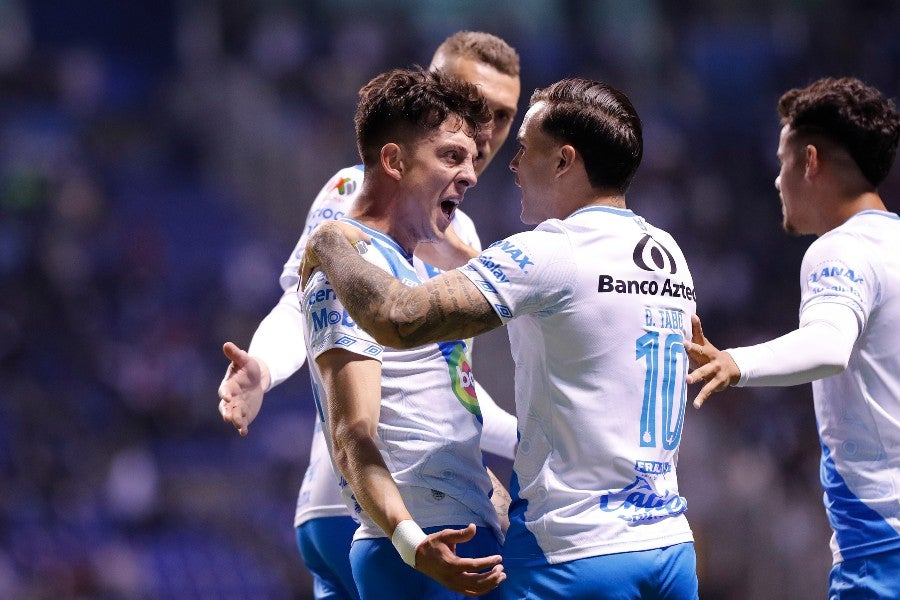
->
[598, 475, 687, 523]
[439, 341, 481, 419]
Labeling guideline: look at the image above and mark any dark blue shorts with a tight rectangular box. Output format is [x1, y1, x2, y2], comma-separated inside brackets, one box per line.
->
[350, 525, 501, 600]
[829, 548, 900, 599]
[296, 516, 360, 600]
[493, 542, 698, 600]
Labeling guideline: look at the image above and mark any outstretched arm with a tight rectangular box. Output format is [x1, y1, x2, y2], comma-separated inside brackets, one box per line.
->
[317, 348, 504, 596]
[686, 303, 859, 408]
[302, 221, 502, 348]
[218, 289, 309, 435]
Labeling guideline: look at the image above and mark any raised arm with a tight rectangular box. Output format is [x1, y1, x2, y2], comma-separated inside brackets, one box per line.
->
[316, 348, 504, 596]
[302, 220, 502, 348]
[218, 166, 354, 435]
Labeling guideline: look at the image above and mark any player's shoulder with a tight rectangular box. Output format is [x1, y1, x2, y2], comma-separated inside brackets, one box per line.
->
[328, 164, 364, 183]
[280, 166, 366, 291]
[346, 221, 411, 272]
[802, 223, 876, 277]
[479, 227, 567, 275]
[485, 220, 572, 257]
[310, 164, 364, 209]
[825, 210, 900, 243]
[809, 215, 878, 257]
[645, 222, 683, 252]
[331, 164, 364, 187]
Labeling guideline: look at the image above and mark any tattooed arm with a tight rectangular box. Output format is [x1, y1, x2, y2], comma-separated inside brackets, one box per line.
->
[302, 220, 502, 348]
[486, 467, 511, 536]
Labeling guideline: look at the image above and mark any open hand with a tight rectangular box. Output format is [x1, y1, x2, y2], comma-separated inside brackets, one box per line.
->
[414, 524, 505, 597]
[685, 314, 741, 409]
[218, 342, 266, 435]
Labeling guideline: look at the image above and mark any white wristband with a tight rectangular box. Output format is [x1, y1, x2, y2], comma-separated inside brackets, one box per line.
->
[391, 520, 427, 568]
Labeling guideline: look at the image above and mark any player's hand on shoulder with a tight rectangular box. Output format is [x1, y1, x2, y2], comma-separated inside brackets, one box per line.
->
[299, 220, 371, 289]
[414, 524, 505, 597]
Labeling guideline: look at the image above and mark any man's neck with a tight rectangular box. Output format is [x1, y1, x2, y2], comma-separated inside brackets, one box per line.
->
[348, 188, 417, 254]
[821, 190, 887, 234]
[566, 192, 627, 217]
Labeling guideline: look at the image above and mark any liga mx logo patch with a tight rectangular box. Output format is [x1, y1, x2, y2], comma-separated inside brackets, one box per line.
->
[331, 177, 357, 196]
[632, 234, 677, 274]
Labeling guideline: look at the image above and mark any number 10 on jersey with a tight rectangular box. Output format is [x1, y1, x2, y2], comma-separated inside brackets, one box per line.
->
[636, 331, 687, 449]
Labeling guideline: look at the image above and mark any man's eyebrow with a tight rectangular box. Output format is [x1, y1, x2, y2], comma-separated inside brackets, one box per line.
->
[438, 141, 473, 155]
[441, 141, 467, 150]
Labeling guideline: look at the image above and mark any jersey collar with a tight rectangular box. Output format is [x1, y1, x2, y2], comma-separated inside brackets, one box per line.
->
[567, 205, 636, 219]
[340, 217, 414, 263]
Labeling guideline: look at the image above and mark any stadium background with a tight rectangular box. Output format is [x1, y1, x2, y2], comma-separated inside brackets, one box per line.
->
[1, 0, 897, 597]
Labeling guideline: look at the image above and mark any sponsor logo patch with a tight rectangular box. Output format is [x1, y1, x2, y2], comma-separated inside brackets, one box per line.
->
[633, 234, 677, 274]
[487, 239, 535, 271]
[598, 475, 687, 523]
[331, 177, 357, 196]
[495, 304, 513, 319]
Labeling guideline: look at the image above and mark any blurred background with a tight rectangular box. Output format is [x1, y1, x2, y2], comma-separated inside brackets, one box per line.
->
[1, 0, 898, 598]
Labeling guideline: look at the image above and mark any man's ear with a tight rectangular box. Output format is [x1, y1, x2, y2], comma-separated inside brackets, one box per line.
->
[381, 143, 403, 181]
[555, 144, 577, 178]
[804, 144, 820, 180]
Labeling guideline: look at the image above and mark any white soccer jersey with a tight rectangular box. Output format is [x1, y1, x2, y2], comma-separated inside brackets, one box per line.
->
[294, 419, 355, 526]
[290, 166, 365, 527]
[460, 205, 696, 566]
[290, 166, 515, 528]
[798, 210, 900, 563]
[301, 219, 501, 541]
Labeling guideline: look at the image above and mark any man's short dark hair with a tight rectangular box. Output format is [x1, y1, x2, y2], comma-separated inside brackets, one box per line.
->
[778, 77, 900, 187]
[530, 78, 643, 194]
[355, 66, 492, 167]
[433, 31, 520, 77]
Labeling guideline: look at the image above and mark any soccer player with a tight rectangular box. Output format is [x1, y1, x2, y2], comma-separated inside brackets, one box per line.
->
[218, 31, 520, 600]
[300, 66, 504, 598]
[686, 77, 900, 599]
[301, 78, 700, 600]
